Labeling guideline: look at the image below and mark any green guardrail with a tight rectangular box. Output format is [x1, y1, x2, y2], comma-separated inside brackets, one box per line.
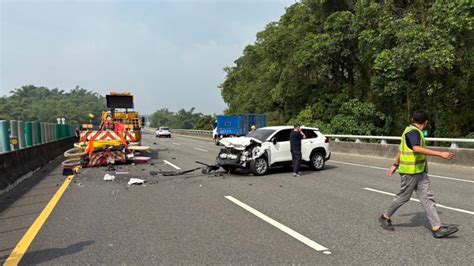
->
[0, 119, 76, 153]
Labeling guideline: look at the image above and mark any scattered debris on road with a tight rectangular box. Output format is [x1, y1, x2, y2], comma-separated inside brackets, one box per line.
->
[195, 161, 220, 174]
[128, 178, 146, 186]
[103, 174, 115, 181]
[130, 156, 151, 164]
[115, 171, 129, 175]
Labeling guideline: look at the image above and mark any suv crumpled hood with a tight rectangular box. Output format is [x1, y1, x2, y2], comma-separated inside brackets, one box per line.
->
[219, 137, 262, 150]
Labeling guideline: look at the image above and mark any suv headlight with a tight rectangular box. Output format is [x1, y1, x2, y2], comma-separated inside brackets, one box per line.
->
[219, 153, 228, 159]
[228, 154, 238, 160]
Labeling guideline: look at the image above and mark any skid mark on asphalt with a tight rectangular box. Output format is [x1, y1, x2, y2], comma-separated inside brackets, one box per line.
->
[225, 196, 332, 255]
[364, 187, 474, 215]
[331, 160, 474, 184]
[163, 160, 181, 170]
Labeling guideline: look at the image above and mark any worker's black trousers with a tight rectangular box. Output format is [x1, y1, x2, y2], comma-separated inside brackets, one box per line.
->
[291, 151, 302, 174]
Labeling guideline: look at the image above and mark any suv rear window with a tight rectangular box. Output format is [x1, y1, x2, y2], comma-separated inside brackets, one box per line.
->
[302, 129, 318, 139]
[160, 127, 169, 131]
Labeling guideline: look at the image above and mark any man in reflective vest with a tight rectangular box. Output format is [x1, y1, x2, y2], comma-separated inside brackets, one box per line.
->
[378, 110, 458, 238]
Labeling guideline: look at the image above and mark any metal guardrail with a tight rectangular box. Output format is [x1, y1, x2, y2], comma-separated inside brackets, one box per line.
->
[145, 128, 474, 149]
[324, 134, 474, 149]
[145, 128, 213, 136]
[173, 129, 213, 136]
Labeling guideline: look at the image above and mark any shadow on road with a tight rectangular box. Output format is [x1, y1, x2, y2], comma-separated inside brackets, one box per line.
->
[0, 227, 29, 235]
[396, 212, 433, 230]
[0, 156, 63, 214]
[228, 164, 338, 176]
[2, 240, 95, 265]
[0, 211, 41, 221]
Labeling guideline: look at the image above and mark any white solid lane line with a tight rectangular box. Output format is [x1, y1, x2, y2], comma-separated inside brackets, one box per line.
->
[194, 148, 208, 152]
[331, 160, 474, 184]
[225, 196, 331, 254]
[173, 143, 181, 146]
[364, 187, 474, 215]
[163, 160, 181, 170]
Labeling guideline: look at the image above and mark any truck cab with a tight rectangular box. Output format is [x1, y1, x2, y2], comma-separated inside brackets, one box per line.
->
[101, 92, 144, 143]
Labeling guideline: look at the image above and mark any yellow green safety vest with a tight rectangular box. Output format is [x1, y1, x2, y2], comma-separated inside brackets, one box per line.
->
[399, 125, 427, 174]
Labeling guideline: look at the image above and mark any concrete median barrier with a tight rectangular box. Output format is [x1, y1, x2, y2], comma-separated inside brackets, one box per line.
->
[330, 142, 474, 168]
[0, 137, 75, 191]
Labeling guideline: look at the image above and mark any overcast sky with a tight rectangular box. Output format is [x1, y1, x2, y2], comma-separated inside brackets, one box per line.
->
[1, 0, 294, 115]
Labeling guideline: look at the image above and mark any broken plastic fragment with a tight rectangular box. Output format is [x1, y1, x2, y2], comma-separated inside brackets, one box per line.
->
[128, 178, 146, 186]
[131, 156, 151, 164]
[103, 174, 115, 181]
[115, 171, 129, 175]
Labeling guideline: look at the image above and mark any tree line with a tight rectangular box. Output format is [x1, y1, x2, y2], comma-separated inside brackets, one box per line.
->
[0, 85, 215, 130]
[0, 85, 107, 125]
[220, 0, 473, 138]
[149, 108, 215, 130]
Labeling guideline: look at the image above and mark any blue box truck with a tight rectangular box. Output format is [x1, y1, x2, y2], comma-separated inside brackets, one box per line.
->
[213, 114, 267, 145]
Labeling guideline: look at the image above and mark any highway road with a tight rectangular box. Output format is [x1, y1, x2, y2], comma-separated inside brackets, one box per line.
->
[1, 131, 473, 264]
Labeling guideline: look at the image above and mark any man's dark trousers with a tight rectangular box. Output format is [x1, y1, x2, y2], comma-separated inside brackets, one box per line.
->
[291, 151, 302, 173]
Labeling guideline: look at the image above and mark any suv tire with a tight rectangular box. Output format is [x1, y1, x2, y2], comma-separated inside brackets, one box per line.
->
[250, 156, 269, 176]
[309, 152, 325, 171]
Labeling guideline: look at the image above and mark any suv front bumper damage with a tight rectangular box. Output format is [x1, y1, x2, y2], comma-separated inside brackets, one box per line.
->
[216, 145, 265, 169]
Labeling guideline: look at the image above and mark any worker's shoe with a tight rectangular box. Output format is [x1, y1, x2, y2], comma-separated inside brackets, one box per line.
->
[378, 215, 394, 231]
[293, 173, 300, 177]
[432, 225, 458, 238]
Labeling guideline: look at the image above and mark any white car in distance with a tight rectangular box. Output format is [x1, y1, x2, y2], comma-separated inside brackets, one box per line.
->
[156, 127, 171, 138]
[216, 126, 330, 175]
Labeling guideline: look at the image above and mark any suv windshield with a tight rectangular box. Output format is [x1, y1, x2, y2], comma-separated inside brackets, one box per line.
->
[246, 129, 276, 142]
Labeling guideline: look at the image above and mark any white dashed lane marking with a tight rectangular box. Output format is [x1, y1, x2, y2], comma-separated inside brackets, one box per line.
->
[364, 187, 474, 215]
[331, 160, 474, 184]
[163, 160, 181, 170]
[225, 196, 332, 254]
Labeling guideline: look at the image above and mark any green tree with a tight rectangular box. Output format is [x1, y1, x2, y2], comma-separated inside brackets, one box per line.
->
[149, 107, 212, 129]
[0, 85, 106, 125]
[220, 0, 473, 137]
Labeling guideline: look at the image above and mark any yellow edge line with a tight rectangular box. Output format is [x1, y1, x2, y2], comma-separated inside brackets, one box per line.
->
[4, 175, 75, 266]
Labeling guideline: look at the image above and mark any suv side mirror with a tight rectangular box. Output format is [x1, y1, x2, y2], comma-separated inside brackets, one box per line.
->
[272, 138, 277, 145]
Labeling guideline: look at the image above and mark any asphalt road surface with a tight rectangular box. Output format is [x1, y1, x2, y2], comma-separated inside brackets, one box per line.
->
[1, 131, 473, 264]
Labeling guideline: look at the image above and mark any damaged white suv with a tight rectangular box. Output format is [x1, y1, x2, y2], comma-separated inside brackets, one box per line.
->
[216, 126, 330, 175]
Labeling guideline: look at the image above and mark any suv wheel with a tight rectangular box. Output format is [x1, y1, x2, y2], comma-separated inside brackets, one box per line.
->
[250, 157, 269, 176]
[310, 152, 325, 171]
